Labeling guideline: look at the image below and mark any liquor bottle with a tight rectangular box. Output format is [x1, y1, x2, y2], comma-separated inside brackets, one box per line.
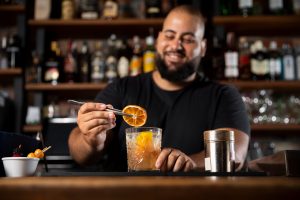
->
[26, 51, 42, 83]
[106, 34, 117, 58]
[253, 0, 265, 15]
[145, 0, 162, 18]
[238, 0, 253, 16]
[130, 0, 146, 18]
[105, 56, 118, 83]
[118, 0, 134, 18]
[161, 0, 176, 17]
[79, 0, 99, 19]
[102, 0, 118, 19]
[282, 43, 296, 80]
[91, 41, 106, 83]
[219, 0, 237, 15]
[34, 0, 51, 20]
[63, 40, 77, 82]
[293, 0, 300, 15]
[268, 0, 284, 15]
[143, 30, 156, 73]
[295, 46, 300, 80]
[44, 41, 61, 84]
[211, 36, 225, 80]
[117, 56, 129, 78]
[250, 40, 270, 80]
[78, 41, 91, 82]
[115, 38, 131, 60]
[238, 37, 251, 80]
[129, 36, 142, 76]
[224, 32, 239, 80]
[61, 0, 75, 20]
[268, 41, 282, 80]
[6, 34, 22, 68]
[115, 39, 130, 78]
[0, 36, 8, 69]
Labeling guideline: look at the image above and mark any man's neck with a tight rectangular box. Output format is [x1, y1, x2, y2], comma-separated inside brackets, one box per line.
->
[152, 70, 197, 91]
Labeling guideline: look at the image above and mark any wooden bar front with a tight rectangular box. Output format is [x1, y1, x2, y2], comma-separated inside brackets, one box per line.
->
[0, 176, 300, 200]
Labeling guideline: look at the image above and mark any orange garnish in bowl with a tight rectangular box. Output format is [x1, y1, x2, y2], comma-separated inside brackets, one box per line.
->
[122, 105, 147, 127]
[27, 146, 51, 159]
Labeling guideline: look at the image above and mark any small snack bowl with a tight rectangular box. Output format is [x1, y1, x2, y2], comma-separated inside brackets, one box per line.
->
[2, 157, 39, 177]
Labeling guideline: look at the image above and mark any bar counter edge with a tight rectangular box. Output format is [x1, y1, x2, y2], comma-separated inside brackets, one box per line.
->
[0, 176, 300, 200]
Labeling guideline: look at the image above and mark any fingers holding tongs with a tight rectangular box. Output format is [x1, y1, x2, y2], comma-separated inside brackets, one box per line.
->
[67, 99, 134, 117]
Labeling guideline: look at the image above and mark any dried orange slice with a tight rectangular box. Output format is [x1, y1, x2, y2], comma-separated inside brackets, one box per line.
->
[122, 105, 147, 127]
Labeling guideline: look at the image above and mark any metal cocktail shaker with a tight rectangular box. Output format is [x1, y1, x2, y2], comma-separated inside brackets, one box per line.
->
[204, 129, 235, 173]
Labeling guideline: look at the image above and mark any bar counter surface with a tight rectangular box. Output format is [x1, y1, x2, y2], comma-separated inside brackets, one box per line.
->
[0, 175, 300, 200]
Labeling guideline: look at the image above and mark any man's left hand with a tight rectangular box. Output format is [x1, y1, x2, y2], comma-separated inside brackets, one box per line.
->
[155, 148, 197, 172]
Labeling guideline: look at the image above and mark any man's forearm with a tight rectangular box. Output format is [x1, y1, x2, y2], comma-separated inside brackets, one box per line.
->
[68, 127, 104, 166]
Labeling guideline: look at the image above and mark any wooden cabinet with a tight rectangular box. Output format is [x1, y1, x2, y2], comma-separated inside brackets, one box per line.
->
[213, 15, 300, 35]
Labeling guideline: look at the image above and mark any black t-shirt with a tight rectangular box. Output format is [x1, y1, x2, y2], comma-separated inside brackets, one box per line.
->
[95, 72, 250, 171]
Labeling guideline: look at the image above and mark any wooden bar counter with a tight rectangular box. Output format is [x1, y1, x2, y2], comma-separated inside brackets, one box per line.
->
[0, 176, 300, 200]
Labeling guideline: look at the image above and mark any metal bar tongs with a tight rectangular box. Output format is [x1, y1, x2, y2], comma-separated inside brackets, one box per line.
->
[67, 99, 134, 117]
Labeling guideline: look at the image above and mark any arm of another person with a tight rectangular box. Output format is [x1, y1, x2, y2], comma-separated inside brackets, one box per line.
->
[68, 102, 116, 166]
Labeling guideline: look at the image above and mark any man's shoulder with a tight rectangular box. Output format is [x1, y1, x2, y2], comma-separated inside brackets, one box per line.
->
[193, 78, 240, 97]
[194, 77, 233, 90]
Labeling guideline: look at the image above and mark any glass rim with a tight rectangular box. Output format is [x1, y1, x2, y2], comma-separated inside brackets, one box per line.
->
[125, 127, 162, 132]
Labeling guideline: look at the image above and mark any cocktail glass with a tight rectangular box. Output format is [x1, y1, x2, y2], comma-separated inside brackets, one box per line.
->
[125, 127, 162, 171]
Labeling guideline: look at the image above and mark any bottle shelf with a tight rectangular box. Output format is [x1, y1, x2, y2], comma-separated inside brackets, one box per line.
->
[24, 81, 300, 92]
[213, 15, 300, 35]
[0, 68, 22, 76]
[25, 82, 108, 91]
[0, 4, 25, 13]
[28, 18, 164, 27]
[28, 18, 163, 38]
[251, 124, 300, 132]
[221, 80, 300, 91]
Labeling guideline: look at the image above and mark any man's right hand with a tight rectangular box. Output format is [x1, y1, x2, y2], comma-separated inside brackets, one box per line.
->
[77, 102, 116, 151]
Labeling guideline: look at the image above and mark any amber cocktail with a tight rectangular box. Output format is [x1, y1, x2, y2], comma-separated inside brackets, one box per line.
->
[125, 127, 162, 171]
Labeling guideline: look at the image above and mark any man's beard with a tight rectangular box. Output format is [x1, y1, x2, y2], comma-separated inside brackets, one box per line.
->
[155, 53, 200, 82]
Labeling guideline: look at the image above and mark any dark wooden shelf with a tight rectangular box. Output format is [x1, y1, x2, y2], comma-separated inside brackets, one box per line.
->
[28, 18, 164, 27]
[0, 68, 22, 76]
[0, 4, 25, 12]
[213, 15, 300, 35]
[0, 68, 23, 82]
[23, 124, 42, 133]
[25, 82, 108, 91]
[221, 80, 300, 91]
[251, 124, 300, 132]
[24, 81, 300, 92]
[28, 18, 163, 38]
